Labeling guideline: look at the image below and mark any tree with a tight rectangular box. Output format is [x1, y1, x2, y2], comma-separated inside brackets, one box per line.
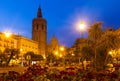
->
[3, 48, 20, 66]
[97, 29, 120, 66]
[46, 52, 56, 63]
[81, 44, 94, 61]
[85, 22, 120, 70]
[0, 54, 5, 66]
[88, 22, 103, 68]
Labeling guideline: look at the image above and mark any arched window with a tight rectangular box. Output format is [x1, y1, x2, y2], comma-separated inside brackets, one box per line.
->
[42, 24, 44, 30]
[36, 24, 39, 30]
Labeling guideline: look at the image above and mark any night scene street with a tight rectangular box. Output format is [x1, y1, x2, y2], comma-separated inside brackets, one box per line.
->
[0, 0, 120, 81]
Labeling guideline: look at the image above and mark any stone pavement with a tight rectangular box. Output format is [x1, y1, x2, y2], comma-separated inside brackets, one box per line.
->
[0, 66, 27, 73]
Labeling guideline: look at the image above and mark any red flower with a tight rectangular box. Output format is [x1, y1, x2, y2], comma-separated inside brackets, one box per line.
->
[63, 76, 68, 79]
[18, 77, 25, 81]
[60, 70, 67, 75]
[0, 77, 3, 81]
[39, 70, 45, 75]
[33, 70, 39, 75]
[55, 74, 61, 79]
[68, 71, 75, 76]
[28, 79, 34, 81]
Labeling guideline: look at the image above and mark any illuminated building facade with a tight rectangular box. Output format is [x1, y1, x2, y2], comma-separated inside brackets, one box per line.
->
[0, 32, 39, 55]
[0, 32, 17, 52]
[0, 7, 46, 57]
[0, 7, 66, 59]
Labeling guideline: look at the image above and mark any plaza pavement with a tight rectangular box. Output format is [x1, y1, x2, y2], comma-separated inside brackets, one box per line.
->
[0, 66, 27, 73]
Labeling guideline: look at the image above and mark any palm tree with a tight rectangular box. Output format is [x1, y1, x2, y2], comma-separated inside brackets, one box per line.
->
[98, 28, 120, 66]
[88, 22, 103, 68]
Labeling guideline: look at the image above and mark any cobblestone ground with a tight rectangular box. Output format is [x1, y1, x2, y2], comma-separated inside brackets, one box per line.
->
[0, 66, 27, 73]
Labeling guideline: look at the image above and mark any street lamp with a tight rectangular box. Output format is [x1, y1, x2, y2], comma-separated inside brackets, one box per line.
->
[4, 31, 12, 48]
[59, 54, 63, 58]
[79, 22, 86, 31]
[60, 46, 65, 65]
[109, 50, 117, 64]
[4, 32, 11, 38]
[77, 21, 86, 37]
[71, 53, 75, 56]
[109, 51, 113, 56]
[55, 51, 58, 55]
[20, 48, 24, 67]
[60, 47, 64, 51]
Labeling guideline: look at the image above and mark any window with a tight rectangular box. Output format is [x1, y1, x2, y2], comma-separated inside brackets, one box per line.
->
[4, 44, 6, 47]
[0, 37, 2, 41]
[36, 24, 39, 30]
[0, 43, 2, 46]
[11, 40, 14, 43]
[42, 24, 44, 30]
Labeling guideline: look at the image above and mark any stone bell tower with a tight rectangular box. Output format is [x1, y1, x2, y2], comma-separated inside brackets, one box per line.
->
[32, 7, 47, 57]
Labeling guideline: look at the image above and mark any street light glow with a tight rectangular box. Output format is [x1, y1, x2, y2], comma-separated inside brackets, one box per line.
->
[72, 53, 75, 56]
[109, 51, 112, 55]
[4, 31, 11, 38]
[78, 21, 86, 31]
[55, 51, 58, 55]
[60, 54, 62, 57]
[43, 56, 46, 59]
[20, 48, 23, 52]
[60, 47, 64, 51]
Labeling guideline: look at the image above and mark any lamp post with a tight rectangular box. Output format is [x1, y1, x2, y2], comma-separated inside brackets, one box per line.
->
[78, 21, 86, 66]
[4, 32, 11, 48]
[4, 32, 11, 38]
[71, 53, 74, 64]
[60, 46, 64, 65]
[109, 50, 117, 64]
[20, 48, 23, 67]
[78, 21, 86, 38]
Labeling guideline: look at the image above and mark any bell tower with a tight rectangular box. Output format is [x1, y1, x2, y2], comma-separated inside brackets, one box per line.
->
[32, 7, 47, 57]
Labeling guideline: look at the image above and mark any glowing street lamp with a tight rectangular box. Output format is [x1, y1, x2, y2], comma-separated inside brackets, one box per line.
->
[55, 51, 58, 55]
[109, 51, 113, 56]
[60, 47, 64, 51]
[4, 32, 11, 38]
[43, 56, 46, 59]
[4, 31, 12, 48]
[79, 21, 86, 31]
[78, 21, 86, 37]
[20, 48, 24, 67]
[59, 54, 63, 58]
[71, 53, 75, 56]
[20, 48, 23, 52]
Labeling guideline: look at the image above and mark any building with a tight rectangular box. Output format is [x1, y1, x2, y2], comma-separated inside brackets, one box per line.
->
[32, 7, 47, 57]
[0, 7, 47, 57]
[0, 32, 17, 52]
[47, 35, 59, 54]
[15, 35, 39, 55]
[0, 7, 68, 65]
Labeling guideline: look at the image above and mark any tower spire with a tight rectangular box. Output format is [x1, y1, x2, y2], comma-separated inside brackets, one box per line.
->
[37, 6, 42, 18]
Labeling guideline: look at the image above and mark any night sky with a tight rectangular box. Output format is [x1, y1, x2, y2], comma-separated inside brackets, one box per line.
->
[0, 0, 120, 47]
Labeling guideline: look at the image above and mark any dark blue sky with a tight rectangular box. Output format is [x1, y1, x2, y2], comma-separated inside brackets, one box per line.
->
[0, 0, 120, 47]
